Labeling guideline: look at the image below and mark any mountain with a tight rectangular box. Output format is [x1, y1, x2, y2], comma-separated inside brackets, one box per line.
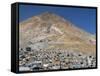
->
[19, 12, 96, 56]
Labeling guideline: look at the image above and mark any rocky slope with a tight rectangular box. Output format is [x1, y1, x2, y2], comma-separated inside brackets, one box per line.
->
[19, 12, 96, 55]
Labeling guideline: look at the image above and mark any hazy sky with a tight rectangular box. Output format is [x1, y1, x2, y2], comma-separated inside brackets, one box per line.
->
[19, 4, 96, 34]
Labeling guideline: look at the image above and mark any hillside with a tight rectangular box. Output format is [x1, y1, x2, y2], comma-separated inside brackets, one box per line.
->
[19, 12, 96, 55]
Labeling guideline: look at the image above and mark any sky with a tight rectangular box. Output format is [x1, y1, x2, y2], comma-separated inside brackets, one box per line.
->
[19, 4, 96, 34]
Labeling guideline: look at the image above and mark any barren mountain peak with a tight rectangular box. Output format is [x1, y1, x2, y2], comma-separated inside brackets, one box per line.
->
[20, 12, 96, 56]
[39, 12, 63, 21]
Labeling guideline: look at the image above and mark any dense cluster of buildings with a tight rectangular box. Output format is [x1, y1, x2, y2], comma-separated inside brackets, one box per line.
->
[19, 48, 96, 71]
